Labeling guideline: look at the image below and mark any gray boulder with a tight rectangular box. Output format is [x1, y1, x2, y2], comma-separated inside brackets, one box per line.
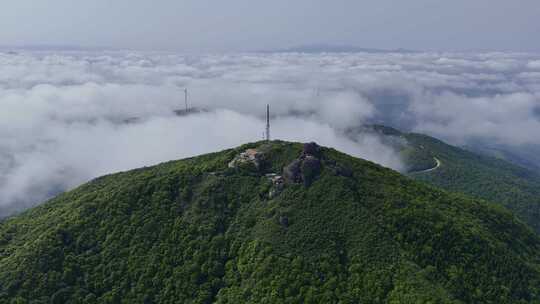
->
[301, 155, 322, 186]
[302, 142, 321, 158]
[283, 159, 303, 183]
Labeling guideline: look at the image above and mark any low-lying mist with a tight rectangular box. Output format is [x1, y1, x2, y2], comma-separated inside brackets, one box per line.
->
[1, 50, 539, 215]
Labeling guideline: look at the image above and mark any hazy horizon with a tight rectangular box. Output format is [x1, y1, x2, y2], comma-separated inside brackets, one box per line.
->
[1, 1, 540, 52]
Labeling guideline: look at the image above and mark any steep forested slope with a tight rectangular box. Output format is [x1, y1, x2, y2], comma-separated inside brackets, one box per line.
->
[406, 133, 540, 232]
[354, 125, 540, 235]
[0, 141, 539, 303]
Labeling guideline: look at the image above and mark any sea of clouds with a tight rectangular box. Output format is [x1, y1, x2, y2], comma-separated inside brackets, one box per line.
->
[1, 50, 540, 215]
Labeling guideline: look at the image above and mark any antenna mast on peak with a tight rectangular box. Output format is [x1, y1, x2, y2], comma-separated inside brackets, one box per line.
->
[266, 104, 270, 142]
[184, 88, 188, 112]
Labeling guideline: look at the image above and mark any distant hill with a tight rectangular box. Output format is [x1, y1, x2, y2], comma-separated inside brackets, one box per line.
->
[0, 141, 539, 303]
[266, 44, 416, 53]
[352, 125, 540, 234]
[0, 44, 114, 52]
[465, 143, 540, 173]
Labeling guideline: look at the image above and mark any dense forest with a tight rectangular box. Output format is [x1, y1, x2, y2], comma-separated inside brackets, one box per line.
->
[0, 141, 539, 303]
[355, 125, 540, 235]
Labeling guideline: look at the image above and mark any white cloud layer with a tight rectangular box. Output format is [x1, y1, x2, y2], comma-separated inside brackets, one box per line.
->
[1, 50, 540, 215]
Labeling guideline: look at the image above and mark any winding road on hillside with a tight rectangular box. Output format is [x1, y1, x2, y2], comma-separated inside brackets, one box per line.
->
[411, 157, 441, 174]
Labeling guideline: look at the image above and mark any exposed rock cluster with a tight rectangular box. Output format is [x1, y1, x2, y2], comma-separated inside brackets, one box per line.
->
[283, 142, 323, 186]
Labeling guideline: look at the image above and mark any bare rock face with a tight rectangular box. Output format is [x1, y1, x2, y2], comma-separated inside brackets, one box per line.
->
[283, 159, 303, 184]
[301, 155, 322, 186]
[302, 142, 321, 158]
[283, 142, 323, 186]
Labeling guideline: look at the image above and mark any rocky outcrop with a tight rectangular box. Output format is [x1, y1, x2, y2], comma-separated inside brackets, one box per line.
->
[283, 159, 303, 184]
[302, 142, 322, 158]
[283, 142, 323, 186]
[301, 155, 322, 186]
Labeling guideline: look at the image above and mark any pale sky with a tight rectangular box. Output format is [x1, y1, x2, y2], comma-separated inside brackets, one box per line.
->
[1, 0, 540, 52]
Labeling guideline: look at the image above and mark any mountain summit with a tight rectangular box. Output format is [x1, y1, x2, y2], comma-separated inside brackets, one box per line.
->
[1, 141, 539, 303]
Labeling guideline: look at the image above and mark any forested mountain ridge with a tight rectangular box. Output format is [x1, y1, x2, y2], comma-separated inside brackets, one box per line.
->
[0, 141, 539, 303]
[353, 125, 540, 235]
